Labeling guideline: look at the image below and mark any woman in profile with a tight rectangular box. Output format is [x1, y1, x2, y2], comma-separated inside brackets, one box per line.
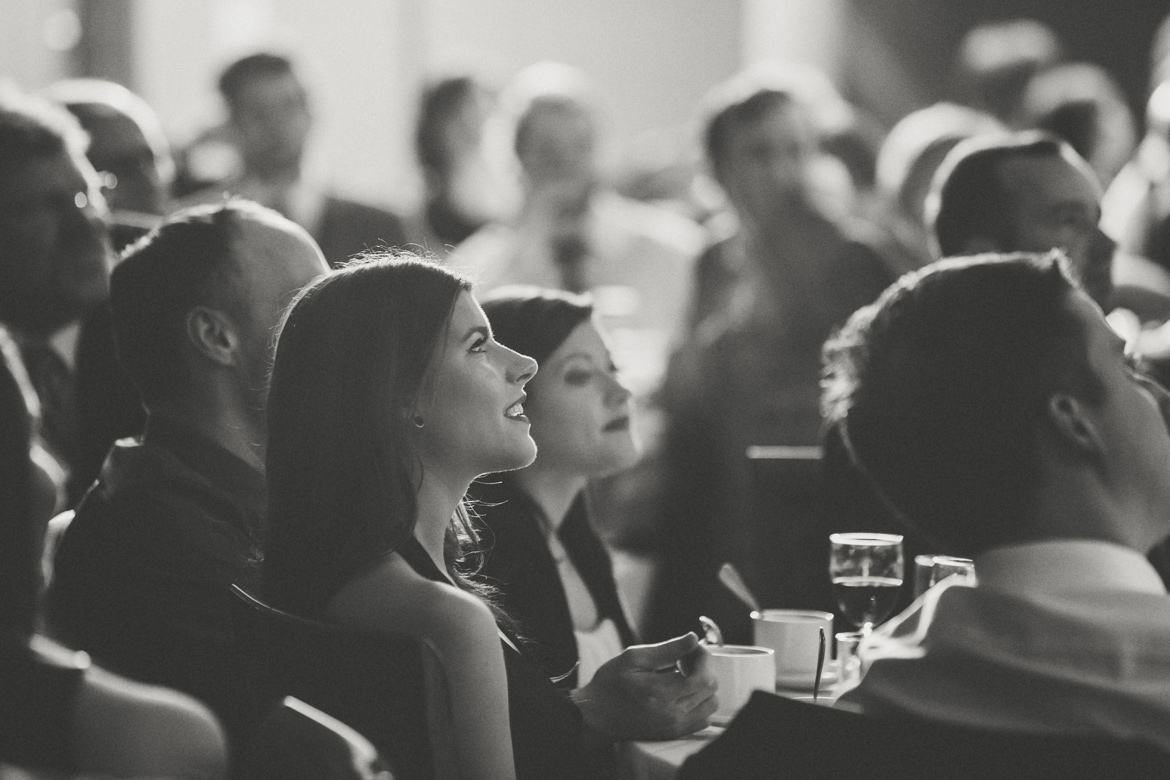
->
[472, 287, 641, 688]
[0, 328, 226, 780]
[263, 254, 613, 780]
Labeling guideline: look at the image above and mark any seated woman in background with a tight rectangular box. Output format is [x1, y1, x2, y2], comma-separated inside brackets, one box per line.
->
[472, 287, 639, 688]
[0, 327, 226, 780]
[262, 254, 621, 780]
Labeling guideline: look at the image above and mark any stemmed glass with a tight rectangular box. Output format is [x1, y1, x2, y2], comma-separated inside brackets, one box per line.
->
[829, 533, 904, 634]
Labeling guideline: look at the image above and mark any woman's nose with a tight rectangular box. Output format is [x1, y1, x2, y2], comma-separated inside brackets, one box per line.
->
[507, 349, 538, 386]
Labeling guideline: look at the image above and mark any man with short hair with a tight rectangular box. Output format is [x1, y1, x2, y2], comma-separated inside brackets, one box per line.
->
[0, 90, 113, 495]
[930, 131, 1115, 307]
[48, 200, 328, 729]
[823, 251, 1170, 750]
[181, 52, 406, 267]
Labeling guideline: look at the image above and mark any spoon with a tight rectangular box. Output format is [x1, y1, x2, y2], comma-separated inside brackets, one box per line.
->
[812, 627, 826, 702]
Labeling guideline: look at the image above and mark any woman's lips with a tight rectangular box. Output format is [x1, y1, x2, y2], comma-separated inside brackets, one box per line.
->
[604, 415, 630, 431]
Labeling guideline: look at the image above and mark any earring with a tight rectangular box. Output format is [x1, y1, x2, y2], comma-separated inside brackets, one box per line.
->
[412, 415, 425, 429]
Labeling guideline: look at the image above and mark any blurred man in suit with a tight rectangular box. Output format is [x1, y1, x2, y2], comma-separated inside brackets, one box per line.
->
[182, 53, 406, 267]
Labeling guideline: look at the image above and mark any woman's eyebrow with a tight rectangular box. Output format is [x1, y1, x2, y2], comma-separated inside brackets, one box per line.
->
[463, 325, 489, 342]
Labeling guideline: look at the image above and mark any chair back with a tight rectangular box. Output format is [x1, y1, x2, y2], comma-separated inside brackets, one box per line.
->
[678, 691, 1170, 780]
[239, 696, 395, 780]
[229, 585, 434, 780]
[744, 446, 833, 613]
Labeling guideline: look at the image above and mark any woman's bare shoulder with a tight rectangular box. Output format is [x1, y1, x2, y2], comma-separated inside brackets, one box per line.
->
[326, 554, 499, 652]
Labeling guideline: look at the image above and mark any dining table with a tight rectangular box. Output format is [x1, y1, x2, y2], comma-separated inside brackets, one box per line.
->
[617, 684, 843, 780]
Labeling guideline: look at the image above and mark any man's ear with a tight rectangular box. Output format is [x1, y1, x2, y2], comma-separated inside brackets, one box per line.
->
[186, 306, 239, 367]
[1044, 392, 1103, 457]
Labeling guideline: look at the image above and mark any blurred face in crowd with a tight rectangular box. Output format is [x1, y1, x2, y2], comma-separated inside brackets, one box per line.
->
[516, 100, 597, 192]
[716, 101, 815, 223]
[231, 72, 311, 178]
[997, 152, 1114, 306]
[231, 216, 328, 417]
[82, 110, 170, 215]
[524, 318, 639, 479]
[414, 291, 539, 483]
[0, 150, 111, 335]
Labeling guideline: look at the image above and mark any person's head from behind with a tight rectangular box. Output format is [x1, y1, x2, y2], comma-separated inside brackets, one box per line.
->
[263, 253, 537, 610]
[42, 78, 174, 216]
[481, 286, 639, 481]
[929, 132, 1114, 306]
[875, 102, 1003, 230]
[702, 71, 818, 222]
[110, 200, 326, 432]
[0, 89, 111, 336]
[1018, 63, 1136, 190]
[509, 62, 601, 192]
[954, 18, 1062, 123]
[218, 52, 310, 178]
[823, 251, 1170, 557]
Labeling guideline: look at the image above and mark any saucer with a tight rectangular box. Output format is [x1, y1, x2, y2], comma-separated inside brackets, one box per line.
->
[775, 666, 838, 691]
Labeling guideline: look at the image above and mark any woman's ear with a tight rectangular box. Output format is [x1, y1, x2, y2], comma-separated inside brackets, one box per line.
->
[1044, 392, 1103, 457]
[186, 306, 239, 367]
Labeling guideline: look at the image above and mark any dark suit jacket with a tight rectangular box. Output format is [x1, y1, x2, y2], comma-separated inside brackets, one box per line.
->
[471, 476, 636, 689]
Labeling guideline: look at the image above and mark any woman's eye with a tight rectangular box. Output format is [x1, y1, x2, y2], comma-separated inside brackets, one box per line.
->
[564, 369, 592, 386]
[469, 337, 487, 354]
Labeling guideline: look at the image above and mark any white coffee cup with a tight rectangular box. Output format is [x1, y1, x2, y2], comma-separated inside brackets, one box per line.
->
[707, 644, 775, 723]
[751, 609, 834, 689]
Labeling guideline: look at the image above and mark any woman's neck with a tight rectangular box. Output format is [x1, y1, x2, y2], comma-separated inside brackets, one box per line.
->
[414, 470, 473, 570]
[512, 466, 588, 531]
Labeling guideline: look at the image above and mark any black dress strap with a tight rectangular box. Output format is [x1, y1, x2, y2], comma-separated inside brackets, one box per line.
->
[395, 536, 453, 586]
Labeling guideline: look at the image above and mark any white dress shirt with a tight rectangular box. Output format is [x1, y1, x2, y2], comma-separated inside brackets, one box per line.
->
[839, 538, 1170, 752]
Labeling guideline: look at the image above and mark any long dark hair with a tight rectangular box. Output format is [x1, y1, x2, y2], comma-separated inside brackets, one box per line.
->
[264, 252, 487, 615]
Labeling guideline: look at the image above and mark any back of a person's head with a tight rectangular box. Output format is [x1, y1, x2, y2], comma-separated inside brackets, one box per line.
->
[822, 251, 1096, 555]
[110, 201, 262, 409]
[929, 131, 1066, 257]
[479, 285, 592, 380]
[955, 18, 1063, 122]
[218, 52, 297, 111]
[0, 87, 87, 172]
[42, 78, 175, 213]
[876, 102, 1003, 219]
[1019, 63, 1136, 187]
[264, 252, 469, 613]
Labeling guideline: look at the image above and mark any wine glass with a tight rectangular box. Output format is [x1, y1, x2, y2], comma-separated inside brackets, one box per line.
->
[829, 533, 904, 634]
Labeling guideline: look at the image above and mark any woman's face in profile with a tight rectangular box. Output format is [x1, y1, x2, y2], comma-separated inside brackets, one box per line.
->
[414, 291, 538, 480]
[523, 318, 640, 478]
